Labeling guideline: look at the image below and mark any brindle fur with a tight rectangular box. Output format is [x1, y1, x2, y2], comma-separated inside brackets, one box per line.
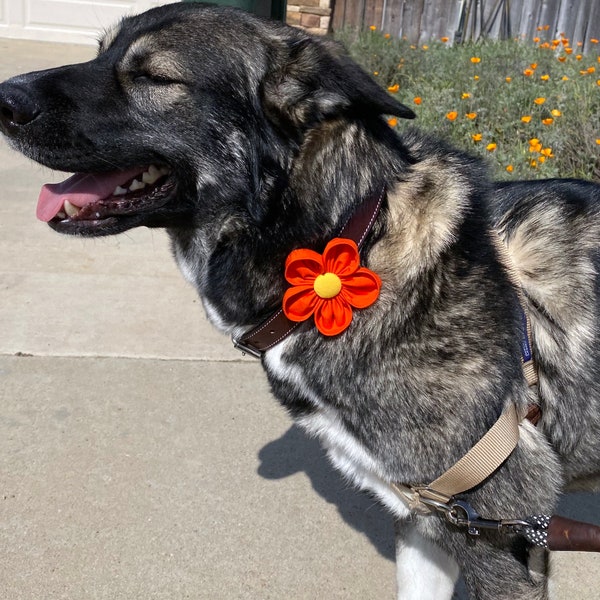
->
[1, 5, 599, 598]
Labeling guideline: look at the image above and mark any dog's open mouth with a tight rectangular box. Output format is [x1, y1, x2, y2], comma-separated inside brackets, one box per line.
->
[38, 165, 175, 234]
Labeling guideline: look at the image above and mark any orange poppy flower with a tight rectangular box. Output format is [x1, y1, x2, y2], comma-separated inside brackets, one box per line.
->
[534, 97, 546, 105]
[282, 238, 381, 336]
[446, 111, 458, 121]
[388, 84, 400, 93]
[413, 96, 422, 105]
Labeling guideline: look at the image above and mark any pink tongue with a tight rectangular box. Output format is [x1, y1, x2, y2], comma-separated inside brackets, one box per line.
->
[36, 167, 146, 222]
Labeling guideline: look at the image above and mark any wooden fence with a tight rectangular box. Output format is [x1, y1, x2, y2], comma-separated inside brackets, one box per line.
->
[331, 0, 600, 54]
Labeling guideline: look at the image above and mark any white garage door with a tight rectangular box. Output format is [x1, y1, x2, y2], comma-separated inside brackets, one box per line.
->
[0, 0, 179, 44]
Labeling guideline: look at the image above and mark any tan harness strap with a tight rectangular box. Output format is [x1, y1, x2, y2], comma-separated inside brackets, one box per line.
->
[392, 232, 538, 509]
[418, 403, 520, 503]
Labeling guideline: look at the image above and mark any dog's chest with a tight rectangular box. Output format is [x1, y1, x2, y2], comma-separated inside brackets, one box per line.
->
[263, 342, 410, 519]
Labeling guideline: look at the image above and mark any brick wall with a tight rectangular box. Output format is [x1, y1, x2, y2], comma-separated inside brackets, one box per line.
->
[286, 0, 332, 35]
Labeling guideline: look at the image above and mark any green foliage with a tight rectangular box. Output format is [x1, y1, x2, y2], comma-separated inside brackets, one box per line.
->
[336, 28, 600, 180]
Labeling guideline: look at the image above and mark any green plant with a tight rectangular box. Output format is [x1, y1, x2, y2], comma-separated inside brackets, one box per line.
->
[336, 27, 600, 180]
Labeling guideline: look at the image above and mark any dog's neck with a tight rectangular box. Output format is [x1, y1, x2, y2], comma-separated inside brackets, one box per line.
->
[169, 115, 410, 333]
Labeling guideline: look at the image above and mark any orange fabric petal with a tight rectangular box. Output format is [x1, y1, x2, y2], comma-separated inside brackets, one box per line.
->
[322, 238, 361, 277]
[282, 285, 319, 322]
[285, 249, 323, 285]
[314, 296, 353, 336]
[340, 268, 382, 308]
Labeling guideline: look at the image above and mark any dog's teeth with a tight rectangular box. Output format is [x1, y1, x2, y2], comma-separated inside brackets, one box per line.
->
[113, 185, 128, 196]
[56, 211, 67, 220]
[128, 179, 145, 192]
[63, 200, 79, 217]
[142, 169, 161, 185]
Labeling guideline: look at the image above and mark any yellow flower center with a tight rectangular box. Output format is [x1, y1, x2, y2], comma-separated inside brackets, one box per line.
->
[313, 272, 342, 299]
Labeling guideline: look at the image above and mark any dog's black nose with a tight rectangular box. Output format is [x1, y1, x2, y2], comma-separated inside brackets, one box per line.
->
[0, 84, 40, 133]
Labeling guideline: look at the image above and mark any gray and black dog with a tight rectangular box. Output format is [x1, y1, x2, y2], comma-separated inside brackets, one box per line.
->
[1, 4, 600, 598]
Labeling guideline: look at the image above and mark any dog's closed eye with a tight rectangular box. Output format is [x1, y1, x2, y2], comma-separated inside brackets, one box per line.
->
[130, 70, 184, 86]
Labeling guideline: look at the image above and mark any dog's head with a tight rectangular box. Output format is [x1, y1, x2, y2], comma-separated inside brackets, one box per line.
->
[0, 3, 414, 237]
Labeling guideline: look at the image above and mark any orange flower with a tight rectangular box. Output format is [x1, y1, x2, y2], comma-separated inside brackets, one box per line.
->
[523, 68, 534, 76]
[596, 139, 600, 145]
[506, 165, 514, 173]
[384, 33, 391, 39]
[542, 118, 554, 125]
[587, 67, 596, 74]
[551, 109, 562, 117]
[282, 238, 381, 336]
[388, 84, 400, 93]
[534, 97, 546, 105]
[387, 117, 398, 127]
[557, 56, 567, 62]
[472, 133, 482, 142]
[413, 97, 422, 105]
[521, 115, 532, 123]
[446, 111, 459, 121]
[461, 92, 472, 99]
[369, 25, 377, 31]
[576, 54, 583, 60]
[540, 74, 550, 81]
[530, 63, 538, 70]
[470, 57, 481, 63]
[473, 75, 480, 81]
[541, 147, 554, 157]
[486, 143, 497, 152]
[533, 36, 541, 43]
[592, 39, 599, 44]
[529, 141, 542, 153]
[465, 112, 477, 120]
[422, 45, 429, 50]
[565, 47, 573, 54]
[505, 76, 512, 83]
[441, 36, 449, 43]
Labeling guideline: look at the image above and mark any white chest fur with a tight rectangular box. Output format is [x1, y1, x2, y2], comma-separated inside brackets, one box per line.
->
[264, 341, 410, 521]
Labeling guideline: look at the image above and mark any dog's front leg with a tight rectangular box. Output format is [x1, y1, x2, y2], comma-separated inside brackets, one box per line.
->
[394, 518, 459, 600]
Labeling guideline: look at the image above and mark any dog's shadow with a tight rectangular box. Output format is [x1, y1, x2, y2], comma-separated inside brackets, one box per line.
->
[257, 424, 396, 561]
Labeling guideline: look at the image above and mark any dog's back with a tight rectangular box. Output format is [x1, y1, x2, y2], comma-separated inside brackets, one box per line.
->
[492, 179, 600, 479]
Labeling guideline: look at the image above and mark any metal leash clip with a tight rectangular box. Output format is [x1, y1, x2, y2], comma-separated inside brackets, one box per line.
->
[444, 500, 537, 538]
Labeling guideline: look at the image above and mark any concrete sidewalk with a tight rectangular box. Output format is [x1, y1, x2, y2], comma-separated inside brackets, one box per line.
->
[0, 39, 598, 600]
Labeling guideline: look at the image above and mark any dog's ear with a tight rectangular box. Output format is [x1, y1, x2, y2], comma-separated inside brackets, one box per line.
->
[262, 36, 415, 132]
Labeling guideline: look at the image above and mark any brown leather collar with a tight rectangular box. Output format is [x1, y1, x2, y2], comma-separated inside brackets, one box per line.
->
[232, 187, 386, 357]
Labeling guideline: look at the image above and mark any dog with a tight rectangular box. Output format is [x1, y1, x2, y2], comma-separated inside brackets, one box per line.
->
[1, 4, 600, 598]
